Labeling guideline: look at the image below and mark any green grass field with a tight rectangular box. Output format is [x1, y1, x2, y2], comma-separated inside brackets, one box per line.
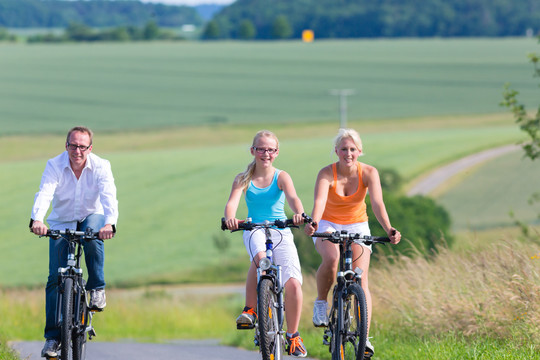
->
[1, 38, 538, 135]
[437, 149, 540, 230]
[1, 38, 538, 288]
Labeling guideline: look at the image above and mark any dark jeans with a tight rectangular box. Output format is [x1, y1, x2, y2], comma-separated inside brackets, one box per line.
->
[44, 214, 106, 340]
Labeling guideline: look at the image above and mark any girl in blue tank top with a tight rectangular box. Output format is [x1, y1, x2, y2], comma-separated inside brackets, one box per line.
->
[224, 130, 308, 357]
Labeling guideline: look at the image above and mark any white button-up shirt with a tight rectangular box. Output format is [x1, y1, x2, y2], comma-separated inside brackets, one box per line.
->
[31, 151, 119, 230]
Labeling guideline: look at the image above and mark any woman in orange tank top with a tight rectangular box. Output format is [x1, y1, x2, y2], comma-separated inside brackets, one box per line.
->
[304, 128, 401, 358]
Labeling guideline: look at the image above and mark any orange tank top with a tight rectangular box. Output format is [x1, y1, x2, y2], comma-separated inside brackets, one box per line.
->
[321, 162, 368, 224]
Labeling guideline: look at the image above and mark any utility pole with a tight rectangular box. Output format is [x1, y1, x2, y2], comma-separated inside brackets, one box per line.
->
[330, 89, 355, 128]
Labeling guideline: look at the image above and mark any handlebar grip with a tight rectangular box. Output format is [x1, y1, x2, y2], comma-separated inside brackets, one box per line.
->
[371, 236, 391, 242]
[221, 217, 228, 231]
[312, 232, 332, 238]
[301, 213, 317, 227]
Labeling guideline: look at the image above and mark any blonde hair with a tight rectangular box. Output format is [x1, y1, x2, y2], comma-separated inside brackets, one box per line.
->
[238, 130, 279, 190]
[334, 128, 363, 153]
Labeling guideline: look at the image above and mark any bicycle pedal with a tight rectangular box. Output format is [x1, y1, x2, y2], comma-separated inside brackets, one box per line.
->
[89, 328, 97, 339]
[237, 323, 255, 330]
[90, 307, 103, 313]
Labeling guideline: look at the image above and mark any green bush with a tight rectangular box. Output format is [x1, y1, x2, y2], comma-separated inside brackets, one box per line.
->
[367, 194, 453, 258]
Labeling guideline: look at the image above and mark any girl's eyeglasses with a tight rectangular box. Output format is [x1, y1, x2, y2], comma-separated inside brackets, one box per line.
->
[253, 147, 278, 154]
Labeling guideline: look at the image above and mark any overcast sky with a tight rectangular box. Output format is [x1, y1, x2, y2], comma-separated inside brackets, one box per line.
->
[140, 0, 235, 5]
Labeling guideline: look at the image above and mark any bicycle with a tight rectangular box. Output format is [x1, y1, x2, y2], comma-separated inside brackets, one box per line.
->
[31, 223, 104, 360]
[221, 216, 300, 360]
[311, 230, 390, 360]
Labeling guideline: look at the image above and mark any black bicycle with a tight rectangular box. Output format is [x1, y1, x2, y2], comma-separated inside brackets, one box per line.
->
[221, 217, 299, 360]
[312, 230, 390, 360]
[33, 226, 102, 360]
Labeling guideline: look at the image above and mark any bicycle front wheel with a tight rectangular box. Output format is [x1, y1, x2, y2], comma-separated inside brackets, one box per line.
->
[257, 278, 283, 360]
[60, 277, 75, 360]
[73, 281, 88, 360]
[341, 283, 368, 360]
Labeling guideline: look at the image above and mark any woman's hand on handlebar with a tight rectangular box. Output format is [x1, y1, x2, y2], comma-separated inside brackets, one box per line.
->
[304, 221, 318, 236]
[31, 220, 48, 236]
[388, 227, 401, 244]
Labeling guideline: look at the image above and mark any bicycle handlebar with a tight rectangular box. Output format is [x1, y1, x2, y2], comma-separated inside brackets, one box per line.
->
[49, 229, 100, 241]
[312, 231, 391, 245]
[29, 219, 115, 240]
[221, 217, 298, 232]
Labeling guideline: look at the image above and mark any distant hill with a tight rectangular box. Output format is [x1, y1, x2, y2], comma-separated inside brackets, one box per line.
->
[205, 0, 540, 39]
[194, 4, 225, 21]
[0, 0, 203, 28]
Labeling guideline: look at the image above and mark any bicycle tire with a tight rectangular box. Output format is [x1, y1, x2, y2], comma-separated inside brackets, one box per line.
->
[342, 283, 368, 360]
[257, 278, 283, 360]
[328, 290, 341, 360]
[60, 277, 74, 360]
[73, 281, 88, 360]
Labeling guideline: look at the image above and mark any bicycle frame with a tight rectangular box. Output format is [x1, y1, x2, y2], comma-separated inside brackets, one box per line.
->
[221, 217, 298, 360]
[37, 228, 101, 360]
[313, 231, 390, 360]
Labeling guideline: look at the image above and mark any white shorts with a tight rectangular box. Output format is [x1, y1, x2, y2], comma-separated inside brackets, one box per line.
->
[243, 227, 303, 285]
[313, 220, 372, 253]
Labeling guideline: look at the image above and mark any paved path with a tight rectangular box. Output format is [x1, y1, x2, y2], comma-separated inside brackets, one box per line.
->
[407, 144, 520, 196]
[11, 339, 318, 360]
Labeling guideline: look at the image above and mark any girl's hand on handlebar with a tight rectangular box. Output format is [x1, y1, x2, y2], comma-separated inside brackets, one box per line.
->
[31, 220, 48, 236]
[388, 227, 401, 244]
[99, 224, 115, 240]
[292, 213, 304, 226]
[225, 217, 239, 231]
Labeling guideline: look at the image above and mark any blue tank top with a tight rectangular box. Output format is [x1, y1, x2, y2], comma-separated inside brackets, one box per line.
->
[245, 169, 286, 223]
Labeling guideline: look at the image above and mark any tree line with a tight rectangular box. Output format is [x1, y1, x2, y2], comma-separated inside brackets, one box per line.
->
[0, 0, 202, 28]
[21, 21, 184, 43]
[203, 0, 540, 40]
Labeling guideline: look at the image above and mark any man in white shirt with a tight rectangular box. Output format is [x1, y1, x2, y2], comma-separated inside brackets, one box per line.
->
[30, 126, 118, 358]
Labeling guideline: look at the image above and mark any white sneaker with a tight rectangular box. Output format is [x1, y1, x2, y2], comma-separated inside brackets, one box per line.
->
[89, 289, 106, 310]
[312, 299, 329, 327]
[41, 339, 59, 358]
[364, 338, 374, 358]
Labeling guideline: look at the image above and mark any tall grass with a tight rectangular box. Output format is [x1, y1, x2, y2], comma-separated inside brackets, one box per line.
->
[370, 232, 540, 351]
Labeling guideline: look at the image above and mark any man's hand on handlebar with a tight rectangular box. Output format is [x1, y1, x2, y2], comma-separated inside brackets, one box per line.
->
[31, 220, 48, 236]
[99, 224, 115, 240]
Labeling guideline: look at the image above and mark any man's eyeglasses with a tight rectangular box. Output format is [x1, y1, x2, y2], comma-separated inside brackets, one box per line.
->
[67, 143, 91, 151]
[253, 147, 278, 154]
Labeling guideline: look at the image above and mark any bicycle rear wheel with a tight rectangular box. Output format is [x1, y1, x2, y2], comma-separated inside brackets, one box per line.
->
[341, 283, 367, 360]
[257, 278, 283, 360]
[60, 277, 74, 360]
